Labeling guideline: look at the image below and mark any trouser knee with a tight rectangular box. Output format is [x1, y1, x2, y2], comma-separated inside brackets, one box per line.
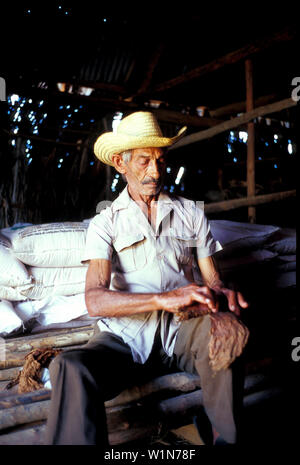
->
[48, 349, 88, 384]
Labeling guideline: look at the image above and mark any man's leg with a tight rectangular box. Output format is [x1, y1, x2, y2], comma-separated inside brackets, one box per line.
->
[44, 330, 146, 445]
[172, 314, 242, 444]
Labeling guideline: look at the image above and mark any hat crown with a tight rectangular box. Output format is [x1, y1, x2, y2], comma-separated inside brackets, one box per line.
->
[117, 111, 163, 138]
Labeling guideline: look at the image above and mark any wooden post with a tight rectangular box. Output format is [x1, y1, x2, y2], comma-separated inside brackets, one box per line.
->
[245, 58, 256, 223]
[102, 117, 112, 201]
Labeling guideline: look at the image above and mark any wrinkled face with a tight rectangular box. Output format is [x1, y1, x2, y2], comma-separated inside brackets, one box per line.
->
[113, 147, 167, 197]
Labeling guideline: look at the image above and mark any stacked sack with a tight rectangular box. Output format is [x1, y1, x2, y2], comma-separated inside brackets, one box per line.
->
[264, 227, 296, 289]
[209, 220, 296, 293]
[0, 219, 296, 336]
[0, 222, 92, 336]
[210, 220, 280, 274]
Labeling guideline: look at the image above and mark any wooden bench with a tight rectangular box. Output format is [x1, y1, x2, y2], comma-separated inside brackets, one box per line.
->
[0, 324, 282, 445]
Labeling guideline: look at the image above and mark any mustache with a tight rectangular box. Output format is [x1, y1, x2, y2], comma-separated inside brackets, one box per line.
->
[141, 177, 162, 185]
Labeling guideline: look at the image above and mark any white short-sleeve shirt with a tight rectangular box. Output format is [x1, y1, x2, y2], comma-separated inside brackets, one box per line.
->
[82, 186, 222, 363]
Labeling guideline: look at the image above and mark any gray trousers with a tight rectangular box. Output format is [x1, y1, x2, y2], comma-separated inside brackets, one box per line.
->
[44, 314, 242, 445]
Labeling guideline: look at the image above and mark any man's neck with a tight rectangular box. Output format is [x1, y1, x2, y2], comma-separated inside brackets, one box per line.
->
[127, 185, 160, 229]
[127, 185, 160, 208]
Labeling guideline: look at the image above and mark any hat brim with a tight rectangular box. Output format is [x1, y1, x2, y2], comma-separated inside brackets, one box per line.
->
[94, 126, 187, 166]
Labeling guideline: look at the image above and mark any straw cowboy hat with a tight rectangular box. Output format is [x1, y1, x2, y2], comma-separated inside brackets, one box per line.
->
[94, 111, 187, 166]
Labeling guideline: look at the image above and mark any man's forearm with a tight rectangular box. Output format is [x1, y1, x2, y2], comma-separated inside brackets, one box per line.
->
[198, 256, 224, 290]
[85, 287, 162, 317]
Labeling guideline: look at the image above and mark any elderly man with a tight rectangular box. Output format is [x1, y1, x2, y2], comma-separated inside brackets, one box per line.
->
[45, 111, 249, 446]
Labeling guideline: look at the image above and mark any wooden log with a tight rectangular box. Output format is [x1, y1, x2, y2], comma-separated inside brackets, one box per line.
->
[0, 389, 51, 409]
[204, 189, 296, 214]
[0, 381, 13, 391]
[169, 98, 297, 149]
[245, 58, 256, 223]
[154, 108, 221, 128]
[3, 326, 93, 353]
[62, 79, 127, 95]
[243, 373, 270, 395]
[0, 389, 202, 438]
[136, 42, 166, 95]
[209, 94, 278, 118]
[243, 387, 283, 408]
[105, 372, 201, 407]
[3, 324, 93, 344]
[0, 343, 91, 372]
[0, 351, 28, 369]
[2, 128, 81, 147]
[0, 367, 22, 382]
[0, 422, 46, 445]
[0, 373, 270, 433]
[0, 372, 200, 409]
[0, 420, 161, 446]
[0, 384, 283, 445]
[153, 27, 295, 92]
[158, 390, 203, 418]
[0, 401, 50, 431]
[109, 425, 159, 446]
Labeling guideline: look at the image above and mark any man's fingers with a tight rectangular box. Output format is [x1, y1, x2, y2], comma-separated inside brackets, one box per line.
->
[237, 292, 249, 308]
[193, 288, 218, 312]
[226, 290, 240, 316]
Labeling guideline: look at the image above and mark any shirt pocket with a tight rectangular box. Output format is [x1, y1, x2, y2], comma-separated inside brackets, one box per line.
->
[113, 233, 147, 272]
[169, 228, 195, 266]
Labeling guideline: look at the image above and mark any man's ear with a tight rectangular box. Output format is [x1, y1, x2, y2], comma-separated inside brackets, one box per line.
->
[111, 154, 126, 174]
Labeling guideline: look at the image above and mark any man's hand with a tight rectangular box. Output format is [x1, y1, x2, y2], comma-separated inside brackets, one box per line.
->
[159, 283, 218, 314]
[211, 285, 249, 317]
[197, 256, 249, 317]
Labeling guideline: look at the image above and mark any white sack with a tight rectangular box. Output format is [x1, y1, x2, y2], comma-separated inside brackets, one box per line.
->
[14, 293, 89, 327]
[24, 266, 88, 300]
[36, 293, 90, 326]
[265, 228, 296, 255]
[0, 233, 32, 287]
[13, 299, 40, 322]
[0, 223, 33, 241]
[0, 284, 34, 301]
[211, 220, 279, 256]
[31, 314, 97, 334]
[0, 300, 23, 336]
[10, 222, 88, 267]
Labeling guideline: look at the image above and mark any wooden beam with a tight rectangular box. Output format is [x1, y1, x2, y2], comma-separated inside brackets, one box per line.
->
[3, 326, 93, 353]
[0, 367, 22, 382]
[204, 190, 296, 214]
[0, 384, 283, 444]
[5, 85, 222, 129]
[153, 108, 221, 128]
[209, 93, 278, 118]
[136, 42, 166, 95]
[105, 372, 201, 408]
[169, 97, 297, 150]
[245, 58, 256, 223]
[60, 80, 127, 95]
[1, 129, 83, 148]
[153, 27, 295, 93]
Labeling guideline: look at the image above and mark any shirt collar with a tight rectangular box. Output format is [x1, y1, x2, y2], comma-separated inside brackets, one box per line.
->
[111, 185, 174, 213]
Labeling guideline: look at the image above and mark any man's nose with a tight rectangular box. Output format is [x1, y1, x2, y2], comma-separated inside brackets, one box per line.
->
[148, 159, 160, 179]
